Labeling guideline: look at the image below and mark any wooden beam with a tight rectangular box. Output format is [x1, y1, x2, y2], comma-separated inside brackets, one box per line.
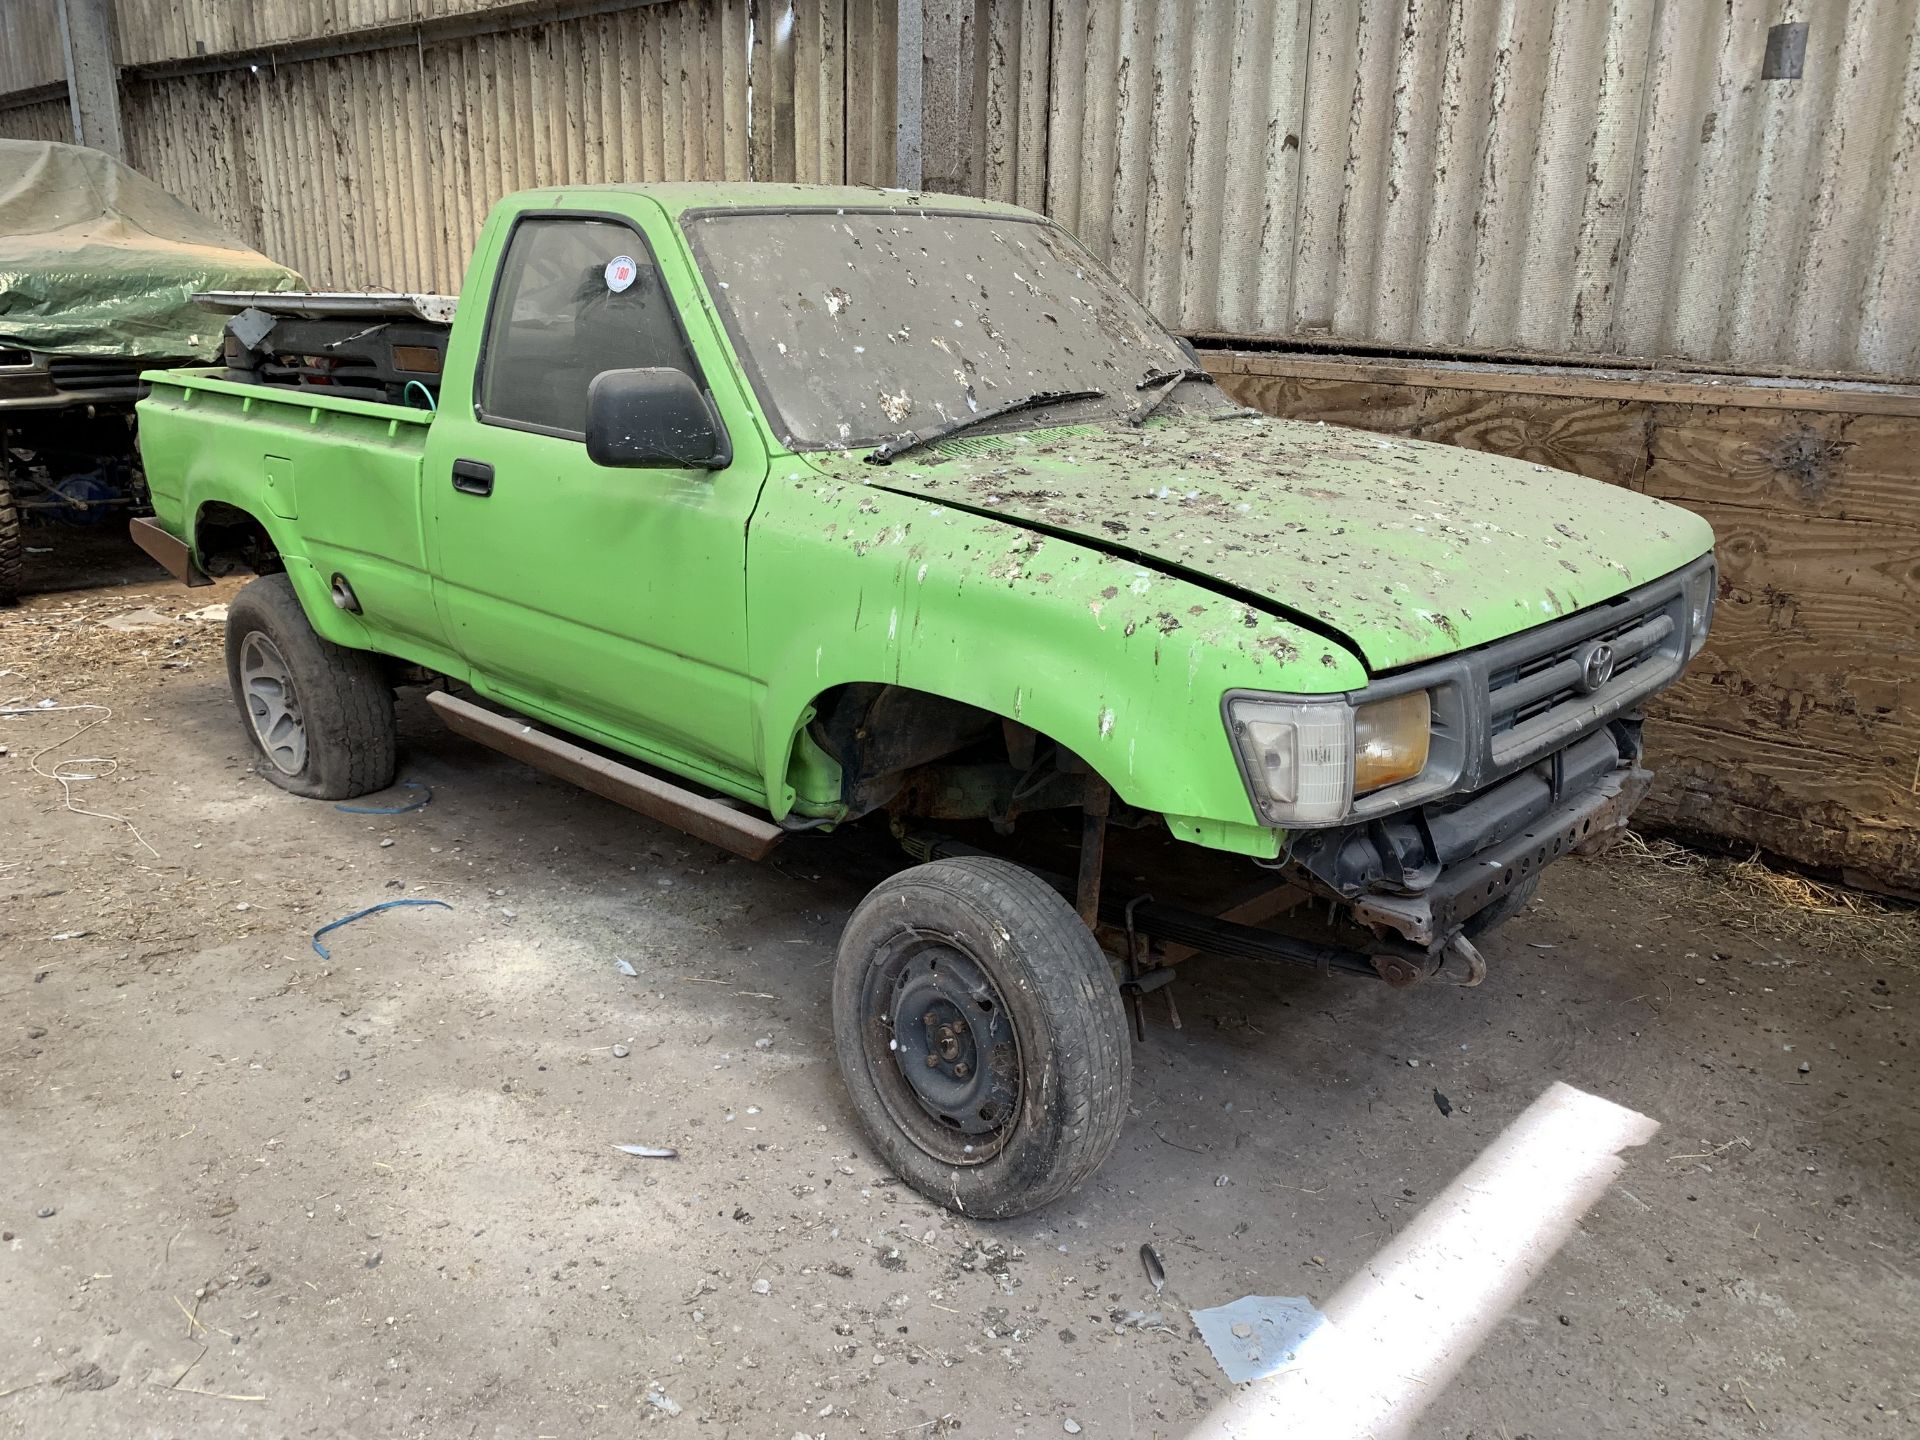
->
[0, 80, 70, 111]
[1200, 350, 1920, 419]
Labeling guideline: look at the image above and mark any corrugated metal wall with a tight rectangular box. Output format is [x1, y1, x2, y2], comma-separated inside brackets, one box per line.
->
[3, 0, 1917, 377]
[110, 0, 599, 66]
[974, 0, 1920, 381]
[123, 2, 756, 292]
[3, 0, 894, 291]
[749, 0, 896, 184]
[0, 94, 71, 143]
[0, 0, 63, 95]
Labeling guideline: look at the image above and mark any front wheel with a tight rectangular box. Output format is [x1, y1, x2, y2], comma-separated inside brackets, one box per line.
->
[832, 856, 1131, 1218]
[225, 573, 397, 799]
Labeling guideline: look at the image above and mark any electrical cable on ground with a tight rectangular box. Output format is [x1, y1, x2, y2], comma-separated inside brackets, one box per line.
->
[2, 700, 159, 858]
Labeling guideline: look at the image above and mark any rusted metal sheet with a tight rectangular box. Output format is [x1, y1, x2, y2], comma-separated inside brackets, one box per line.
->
[103, 0, 887, 192]
[791, 0, 845, 183]
[980, 0, 1920, 382]
[0, 0, 64, 95]
[979, 0, 1048, 207]
[426, 690, 786, 859]
[0, 94, 73, 143]
[102, 0, 896, 291]
[920, 0, 983, 192]
[1613, 0, 1920, 378]
[120, 0, 754, 291]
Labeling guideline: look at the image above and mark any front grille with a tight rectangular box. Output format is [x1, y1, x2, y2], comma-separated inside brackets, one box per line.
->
[1316, 554, 1709, 827]
[1484, 588, 1685, 769]
[45, 357, 145, 392]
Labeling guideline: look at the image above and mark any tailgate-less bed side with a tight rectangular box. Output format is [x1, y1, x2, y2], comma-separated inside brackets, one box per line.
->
[136, 370, 464, 679]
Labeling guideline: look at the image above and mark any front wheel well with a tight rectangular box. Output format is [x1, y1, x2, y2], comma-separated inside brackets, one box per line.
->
[195, 501, 283, 577]
[799, 682, 1109, 831]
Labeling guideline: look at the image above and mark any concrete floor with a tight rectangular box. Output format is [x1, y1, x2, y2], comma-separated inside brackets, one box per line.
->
[2, 538, 1915, 1438]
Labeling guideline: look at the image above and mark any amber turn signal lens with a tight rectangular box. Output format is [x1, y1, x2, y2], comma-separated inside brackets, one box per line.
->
[1353, 690, 1431, 795]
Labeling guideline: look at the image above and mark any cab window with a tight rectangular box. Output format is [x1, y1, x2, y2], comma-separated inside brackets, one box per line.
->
[478, 217, 700, 437]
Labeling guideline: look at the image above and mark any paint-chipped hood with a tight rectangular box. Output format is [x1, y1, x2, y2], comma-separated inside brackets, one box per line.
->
[828, 413, 1714, 673]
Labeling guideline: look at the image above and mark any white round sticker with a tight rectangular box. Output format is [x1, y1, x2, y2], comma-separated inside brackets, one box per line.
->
[604, 255, 638, 293]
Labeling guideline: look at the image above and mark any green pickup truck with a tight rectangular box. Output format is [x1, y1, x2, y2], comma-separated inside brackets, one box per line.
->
[133, 183, 1715, 1215]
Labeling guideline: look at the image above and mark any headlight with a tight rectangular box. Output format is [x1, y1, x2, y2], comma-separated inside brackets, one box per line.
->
[1229, 698, 1353, 825]
[1683, 562, 1716, 658]
[1354, 690, 1432, 794]
[1227, 689, 1432, 826]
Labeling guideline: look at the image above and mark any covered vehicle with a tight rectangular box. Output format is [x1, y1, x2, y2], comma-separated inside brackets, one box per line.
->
[0, 139, 300, 600]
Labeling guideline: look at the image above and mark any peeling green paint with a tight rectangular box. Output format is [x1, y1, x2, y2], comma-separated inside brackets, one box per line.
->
[816, 417, 1711, 671]
[748, 461, 1364, 830]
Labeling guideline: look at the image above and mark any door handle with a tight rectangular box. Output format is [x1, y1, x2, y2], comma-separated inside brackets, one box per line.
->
[451, 459, 494, 496]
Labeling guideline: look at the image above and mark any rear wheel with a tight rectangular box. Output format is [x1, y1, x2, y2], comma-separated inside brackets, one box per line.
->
[225, 573, 396, 799]
[833, 856, 1131, 1218]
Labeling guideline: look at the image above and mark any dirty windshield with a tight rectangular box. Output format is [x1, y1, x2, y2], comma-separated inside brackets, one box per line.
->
[684, 208, 1191, 450]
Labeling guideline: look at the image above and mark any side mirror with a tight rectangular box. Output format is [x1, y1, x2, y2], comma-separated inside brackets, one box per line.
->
[585, 367, 731, 470]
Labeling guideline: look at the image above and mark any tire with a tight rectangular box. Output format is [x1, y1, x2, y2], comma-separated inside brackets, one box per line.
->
[1464, 871, 1542, 938]
[0, 462, 22, 605]
[224, 573, 396, 799]
[833, 855, 1131, 1218]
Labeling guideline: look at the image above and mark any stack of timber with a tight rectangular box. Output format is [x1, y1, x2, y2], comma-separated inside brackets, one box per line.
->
[1204, 351, 1920, 899]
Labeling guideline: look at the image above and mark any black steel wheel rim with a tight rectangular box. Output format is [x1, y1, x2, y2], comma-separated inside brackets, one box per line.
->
[859, 929, 1022, 1165]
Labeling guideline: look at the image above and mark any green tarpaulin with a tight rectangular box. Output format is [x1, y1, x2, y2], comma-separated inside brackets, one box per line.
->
[0, 138, 303, 361]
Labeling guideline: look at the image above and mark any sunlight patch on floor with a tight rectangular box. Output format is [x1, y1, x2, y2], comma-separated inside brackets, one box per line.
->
[1186, 1081, 1658, 1440]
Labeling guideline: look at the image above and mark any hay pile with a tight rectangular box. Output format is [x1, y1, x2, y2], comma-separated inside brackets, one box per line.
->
[1607, 829, 1918, 958]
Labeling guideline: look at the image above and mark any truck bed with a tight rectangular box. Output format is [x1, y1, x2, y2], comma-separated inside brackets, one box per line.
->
[137, 367, 451, 667]
[193, 290, 457, 408]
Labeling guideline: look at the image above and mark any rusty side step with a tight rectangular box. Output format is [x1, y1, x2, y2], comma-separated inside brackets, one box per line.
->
[426, 690, 785, 861]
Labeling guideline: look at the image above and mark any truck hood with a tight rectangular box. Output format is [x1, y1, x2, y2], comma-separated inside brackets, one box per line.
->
[816, 413, 1713, 672]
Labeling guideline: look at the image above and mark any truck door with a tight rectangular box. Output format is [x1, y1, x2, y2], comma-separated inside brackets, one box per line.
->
[422, 209, 765, 786]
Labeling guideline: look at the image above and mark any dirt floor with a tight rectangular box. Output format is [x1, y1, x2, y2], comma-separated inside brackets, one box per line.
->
[3, 534, 1916, 1439]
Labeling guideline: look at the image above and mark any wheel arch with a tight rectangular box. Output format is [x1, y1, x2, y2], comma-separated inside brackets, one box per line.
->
[745, 472, 1363, 849]
[778, 678, 1066, 822]
[195, 498, 286, 576]
[763, 661, 1219, 826]
[192, 497, 375, 650]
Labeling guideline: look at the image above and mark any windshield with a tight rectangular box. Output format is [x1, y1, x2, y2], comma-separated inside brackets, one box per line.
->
[684, 208, 1191, 450]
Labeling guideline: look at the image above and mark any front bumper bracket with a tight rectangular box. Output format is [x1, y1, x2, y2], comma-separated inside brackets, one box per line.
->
[1349, 764, 1653, 946]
